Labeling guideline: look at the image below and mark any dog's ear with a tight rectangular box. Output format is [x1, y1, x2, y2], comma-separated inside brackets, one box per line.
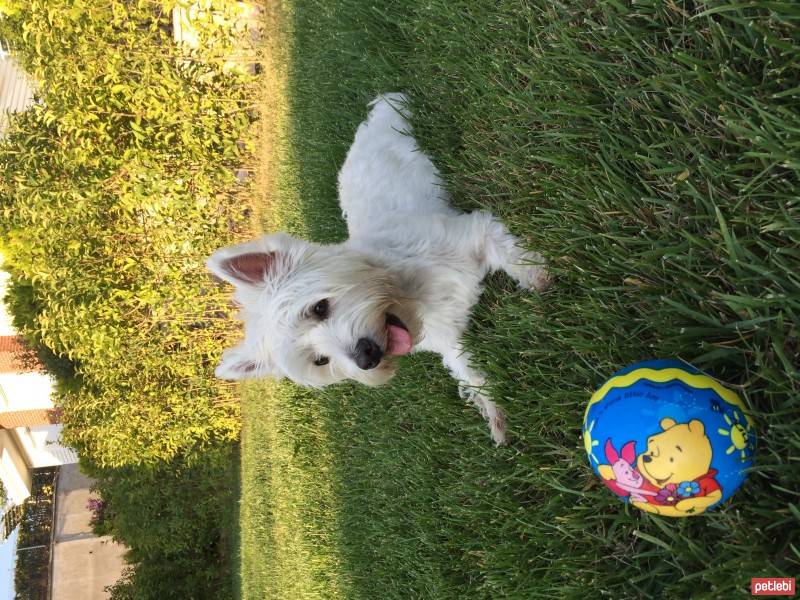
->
[214, 343, 274, 381]
[212, 251, 277, 287]
[206, 233, 296, 288]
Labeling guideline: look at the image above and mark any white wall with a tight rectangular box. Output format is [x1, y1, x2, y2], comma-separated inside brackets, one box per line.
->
[0, 430, 31, 504]
[0, 372, 55, 412]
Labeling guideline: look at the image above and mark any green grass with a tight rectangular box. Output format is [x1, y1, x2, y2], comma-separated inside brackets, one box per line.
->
[240, 1, 800, 598]
[223, 443, 243, 600]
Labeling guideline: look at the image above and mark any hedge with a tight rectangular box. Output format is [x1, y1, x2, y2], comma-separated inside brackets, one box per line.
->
[0, 0, 255, 467]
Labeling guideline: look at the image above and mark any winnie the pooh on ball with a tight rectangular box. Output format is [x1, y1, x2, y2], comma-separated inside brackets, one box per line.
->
[630, 418, 722, 517]
[585, 360, 755, 517]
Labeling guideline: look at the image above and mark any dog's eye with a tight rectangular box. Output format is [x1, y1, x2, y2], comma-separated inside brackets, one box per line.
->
[312, 299, 330, 320]
[314, 356, 329, 366]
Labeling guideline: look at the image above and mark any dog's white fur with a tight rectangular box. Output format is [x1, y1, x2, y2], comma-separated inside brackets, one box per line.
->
[207, 93, 548, 444]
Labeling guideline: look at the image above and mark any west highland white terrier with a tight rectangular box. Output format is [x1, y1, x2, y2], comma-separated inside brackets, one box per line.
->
[207, 93, 549, 444]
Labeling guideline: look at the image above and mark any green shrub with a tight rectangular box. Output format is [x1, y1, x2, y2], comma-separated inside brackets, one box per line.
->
[0, 3, 252, 595]
[82, 448, 237, 600]
[0, 0, 255, 466]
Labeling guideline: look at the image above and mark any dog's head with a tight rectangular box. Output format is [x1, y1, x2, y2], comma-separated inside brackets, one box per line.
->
[207, 233, 420, 387]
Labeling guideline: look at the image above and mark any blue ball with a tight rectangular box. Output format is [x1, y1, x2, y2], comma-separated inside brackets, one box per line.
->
[583, 360, 755, 517]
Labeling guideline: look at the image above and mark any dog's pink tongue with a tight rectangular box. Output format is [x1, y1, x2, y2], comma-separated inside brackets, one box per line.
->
[386, 325, 413, 356]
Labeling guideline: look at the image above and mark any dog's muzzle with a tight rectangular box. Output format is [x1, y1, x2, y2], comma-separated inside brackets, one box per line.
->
[354, 338, 383, 370]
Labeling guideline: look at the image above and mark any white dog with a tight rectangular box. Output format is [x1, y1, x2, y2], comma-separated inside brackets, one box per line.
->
[207, 94, 549, 444]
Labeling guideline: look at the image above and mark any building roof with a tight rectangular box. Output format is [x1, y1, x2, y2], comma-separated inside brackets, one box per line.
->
[0, 336, 40, 374]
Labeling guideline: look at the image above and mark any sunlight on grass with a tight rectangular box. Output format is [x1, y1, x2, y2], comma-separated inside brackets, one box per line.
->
[251, 0, 310, 239]
[239, 3, 350, 598]
[240, 380, 350, 600]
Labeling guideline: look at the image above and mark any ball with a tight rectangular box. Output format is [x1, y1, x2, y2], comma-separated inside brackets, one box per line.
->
[583, 360, 755, 517]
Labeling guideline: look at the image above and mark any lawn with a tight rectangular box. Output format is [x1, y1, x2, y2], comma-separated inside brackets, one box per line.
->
[239, 1, 799, 598]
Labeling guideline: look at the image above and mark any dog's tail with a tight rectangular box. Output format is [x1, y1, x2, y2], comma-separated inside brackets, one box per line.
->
[368, 92, 411, 121]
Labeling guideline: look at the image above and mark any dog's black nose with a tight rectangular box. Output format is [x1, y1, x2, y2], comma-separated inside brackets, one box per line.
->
[642, 455, 652, 463]
[354, 338, 383, 370]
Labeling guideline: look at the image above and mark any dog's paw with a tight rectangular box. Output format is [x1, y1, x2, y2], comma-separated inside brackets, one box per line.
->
[518, 263, 551, 292]
[458, 384, 508, 445]
[507, 250, 551, 292]
[490, 409, 508, 446]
